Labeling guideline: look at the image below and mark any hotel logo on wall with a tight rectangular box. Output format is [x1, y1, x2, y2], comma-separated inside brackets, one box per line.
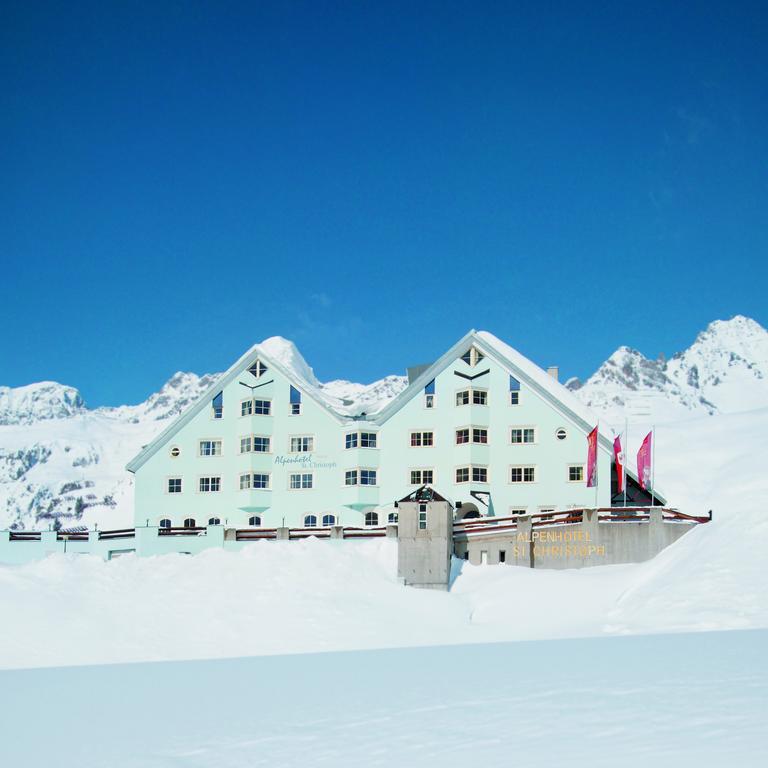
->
[274, 454, 338, 470]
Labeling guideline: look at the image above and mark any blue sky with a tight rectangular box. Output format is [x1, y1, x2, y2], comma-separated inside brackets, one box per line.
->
[2, 1, 766, 406]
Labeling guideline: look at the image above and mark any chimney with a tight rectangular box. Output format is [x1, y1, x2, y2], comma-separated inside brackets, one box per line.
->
[547, 366, 559, 382]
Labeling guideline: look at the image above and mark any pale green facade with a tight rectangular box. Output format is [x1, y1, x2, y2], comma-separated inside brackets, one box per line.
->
[128, 331, 614, 528]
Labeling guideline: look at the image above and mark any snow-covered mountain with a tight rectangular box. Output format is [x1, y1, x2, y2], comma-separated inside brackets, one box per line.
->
[569, 315, 768, 424]
[1, 317, 766, 531]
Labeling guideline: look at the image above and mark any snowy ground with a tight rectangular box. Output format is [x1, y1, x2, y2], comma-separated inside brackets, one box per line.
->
[1, 630, 766, 767]
[2, 408, 767, 670]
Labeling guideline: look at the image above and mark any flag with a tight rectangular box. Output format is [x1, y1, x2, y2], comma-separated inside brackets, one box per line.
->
[614, 435, 624, 494]
[586, 426, 598, 488]
[637, 431, 653, 490]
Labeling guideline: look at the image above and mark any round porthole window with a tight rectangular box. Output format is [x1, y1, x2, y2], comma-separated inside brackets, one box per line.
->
[170, 446, 180, 458]
[555, 428, 567, 441]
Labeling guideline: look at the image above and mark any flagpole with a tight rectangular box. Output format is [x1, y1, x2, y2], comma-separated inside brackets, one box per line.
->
[595, 425, 599, 510]
[623, 418, 628, 508]
[650, 425, 655, 507]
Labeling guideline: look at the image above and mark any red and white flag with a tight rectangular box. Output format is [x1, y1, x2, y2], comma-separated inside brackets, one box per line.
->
[637, 431, 653, 490]
[613, 435, 624, 494]
[586, 426, 598, 488]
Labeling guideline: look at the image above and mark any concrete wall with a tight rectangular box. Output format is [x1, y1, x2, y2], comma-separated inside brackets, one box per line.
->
[453, 509, 696, 569]
[396, 500, 453, 590]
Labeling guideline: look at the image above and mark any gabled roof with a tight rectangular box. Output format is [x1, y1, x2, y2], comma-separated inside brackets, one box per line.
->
[126, 338, 349, 473]
[372, 330, 614, 445]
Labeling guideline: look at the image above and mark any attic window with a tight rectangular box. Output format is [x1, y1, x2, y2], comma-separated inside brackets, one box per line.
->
[212, 392, 223, 419]
[289, 385, 302, 415]
[461, 347, 485, 367]
[249, 360, 268, 379]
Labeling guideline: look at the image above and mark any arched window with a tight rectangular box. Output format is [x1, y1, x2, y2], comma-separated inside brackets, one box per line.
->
[208, 517, 221, 526]
[159, 518, 171, 529]
[388, 512, 398, 524]
[304, 514, 317, 528]
[322, 514, 336, 527]
[183, 518, 196, 528]
[365, 512, 379, 527]
[248, 515, 262, 527]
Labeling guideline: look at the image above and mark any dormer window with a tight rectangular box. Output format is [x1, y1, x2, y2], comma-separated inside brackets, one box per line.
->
[249, 359, 268, 379]
[461, 346, 485, 367]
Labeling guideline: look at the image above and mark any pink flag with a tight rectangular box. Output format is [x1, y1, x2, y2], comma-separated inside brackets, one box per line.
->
[586, 426, 598, 488]
[614, 435, 624, 494]
[637, 431, 653, 490]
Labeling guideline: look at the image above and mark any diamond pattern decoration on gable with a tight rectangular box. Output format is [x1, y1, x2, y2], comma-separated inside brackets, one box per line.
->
[249, 359, 268, 379]
[461, 346, 485, 367]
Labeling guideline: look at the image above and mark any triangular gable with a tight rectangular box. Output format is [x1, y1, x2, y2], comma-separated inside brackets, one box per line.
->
[372, 329, 607, 439]
[126, 342, 347, 473]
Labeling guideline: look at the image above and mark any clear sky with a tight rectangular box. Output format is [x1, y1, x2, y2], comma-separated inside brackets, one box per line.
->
[2, 1, 766, 406]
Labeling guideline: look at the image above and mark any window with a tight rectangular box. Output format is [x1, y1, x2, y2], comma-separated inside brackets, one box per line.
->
[456, 388, 487, 406]
[289, 385, 302, 415]
[322, 514, 336, 527]
[346, 432, 377, 448]
[239, 472, 251, 490]
[472, 466, 488, 483]
[249, 360, 268, 378]
[509, 375, 521, 405]
[388, 512, 398, 523]
[510, 428, 536, 444]
[253, 473, 270, 489]
[360, 432, 377, 448]
[240, 435, 270, 453]
[510, 391, 520, 405]
[199, 476, 221, 492]
[461, 346, 485, 367]
[410, 469, 434, 485]
[424, 379, 435, 408]
[290, 436, 314, 453]
[183, 518, 196, 528]
[410, 431, 434, 447]
[242, 398, 271, 416]
[304, 515, 317, 528]
[248, 515, 262, 527]
[568, 465, 584, 482]
[556, 428, 567, 440]
[199, 440, 222, 456]
[365, 512, 379, 527]
[345, 470, 358, 486]
[472, 428, 488, 444]
[170, 446, 180, 458]
[418, 503, 427, 529]
[290, 473, 313, 489]
[456, 467, 470, 483]
[360, 469, 377, 486]
[510, 466, 536, 483]
[456, 428, 470, 445]
[212, 391, 223, 419]
[510, 508, 527, 516]
[159, 518, 171, 529]
[208, 517, 221, 526]
[167, 478, 182, 494]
